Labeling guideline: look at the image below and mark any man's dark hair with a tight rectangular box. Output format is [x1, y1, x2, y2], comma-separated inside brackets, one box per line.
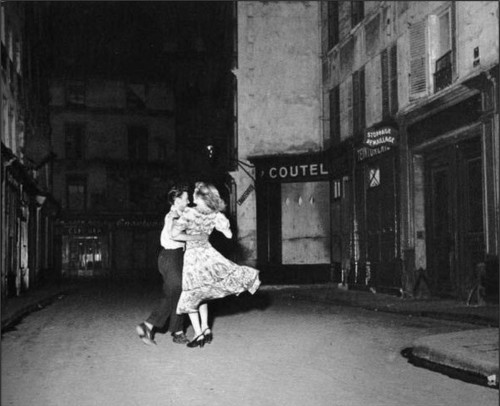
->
[167, 184, 188, 205]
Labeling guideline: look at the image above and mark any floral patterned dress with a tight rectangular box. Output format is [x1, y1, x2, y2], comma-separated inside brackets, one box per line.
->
[175, 207, 261, 314]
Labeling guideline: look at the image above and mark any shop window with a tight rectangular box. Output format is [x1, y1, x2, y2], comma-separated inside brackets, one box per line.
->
[351, 1, 364, 28]
[128, 125, 148, 161]
[368, 167, 380, 188]
[329, 86, 340, 144]
[327, 1, 339, 49]
[352, 67, 365, 140]
[381, 44, 398, 118]
[65, 123, 85, 160]
[67, 176, 87, 211]
[333, 179, 342, 200]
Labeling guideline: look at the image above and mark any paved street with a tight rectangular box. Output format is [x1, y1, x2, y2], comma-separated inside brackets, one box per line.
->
[1, 282, 498, 406]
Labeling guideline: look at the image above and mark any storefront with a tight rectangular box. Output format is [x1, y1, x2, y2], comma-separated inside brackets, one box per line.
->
[353, 124, 400, 293]
[403, 65, 498, 300]
[58, 220, 110, 278]
[250, 152, 332, 284]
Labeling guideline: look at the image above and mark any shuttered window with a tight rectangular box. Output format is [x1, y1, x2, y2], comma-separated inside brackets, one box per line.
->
[351, 1, 364, 27]
[327, 1, 339, 49]
[381, 44, 399, 118]
[352, 68, 365, 140]
[409, 20, 427, 98]
[329, 86, 340, 144]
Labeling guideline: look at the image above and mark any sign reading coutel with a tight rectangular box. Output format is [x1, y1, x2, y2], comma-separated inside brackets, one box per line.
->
[262, 162, 329, 181]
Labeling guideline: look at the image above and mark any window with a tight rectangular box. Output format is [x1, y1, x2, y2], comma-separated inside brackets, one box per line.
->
[65, 123, 85, 160]
[66, 81, 85, 107]
[433, 6, 455, 92]
[129, 178, 148, 205]
[352, 68, 365, 140]
[128, 126, 148, 161]
[329, 86, 340, 144]
[333, 179, 342, 200]
[126, 83, 146, 109]
[381, 44, 398, 118]
[351, 1, 364, 28]
[67, 176, 87, 211]
[327, 1, 339, 49]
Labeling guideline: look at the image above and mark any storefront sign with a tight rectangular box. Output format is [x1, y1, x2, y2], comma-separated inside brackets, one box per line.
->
[363, 126, 398, 148]
[357, 145, 392, 161]
[261, 162, 329, 181]
[237, 184, 255, 206]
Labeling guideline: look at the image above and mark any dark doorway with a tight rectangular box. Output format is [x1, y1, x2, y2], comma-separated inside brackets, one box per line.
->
[363, 153, 398, 288]
[425, 136, 484, 298]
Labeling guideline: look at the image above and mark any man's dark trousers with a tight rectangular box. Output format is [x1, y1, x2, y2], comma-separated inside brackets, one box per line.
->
[146, 248, 185, 332]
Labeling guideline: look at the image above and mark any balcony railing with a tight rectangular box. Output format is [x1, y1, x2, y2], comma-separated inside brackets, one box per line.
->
[434, 50, 453, 93]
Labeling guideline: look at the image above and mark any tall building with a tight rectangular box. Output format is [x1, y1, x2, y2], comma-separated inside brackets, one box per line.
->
[1, 2, 58, 302]
[49, 78, 176, 279]
[320, 1, 498, 299]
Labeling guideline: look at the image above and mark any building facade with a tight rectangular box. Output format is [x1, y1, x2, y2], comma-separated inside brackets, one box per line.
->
[321, 1, 499, 298]
[1, 2, 58, 304]
[49, 78, 177, 280]
[233, 1, 326, 283]
[231, 1, 498, 299]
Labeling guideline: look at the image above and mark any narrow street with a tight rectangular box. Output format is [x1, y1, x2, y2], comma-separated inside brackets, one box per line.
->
[1, 282, 497, 406]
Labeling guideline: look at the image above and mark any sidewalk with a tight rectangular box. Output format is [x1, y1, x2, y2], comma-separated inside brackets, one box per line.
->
[2, 281, 499, 388]
[272, 283, 499, 388]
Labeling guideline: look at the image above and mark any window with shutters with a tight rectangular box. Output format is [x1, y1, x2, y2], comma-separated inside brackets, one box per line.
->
[329, 86, 340, 144]
[409, 20, 427, 99]
[352, 68, 365, 140]
[381, 44, 398, 118]
[351, 1, 364, 28]
[327, 1, 339, 49]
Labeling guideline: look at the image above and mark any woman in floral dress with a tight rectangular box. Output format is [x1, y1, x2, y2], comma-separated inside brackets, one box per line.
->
[173, 182, 261, 348]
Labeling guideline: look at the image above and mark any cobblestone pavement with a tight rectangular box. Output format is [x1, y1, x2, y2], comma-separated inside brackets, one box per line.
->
[1, 282, 498, 406]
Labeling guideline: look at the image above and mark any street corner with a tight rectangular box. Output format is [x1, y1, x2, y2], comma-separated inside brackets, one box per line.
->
[407, 328, 499, 388]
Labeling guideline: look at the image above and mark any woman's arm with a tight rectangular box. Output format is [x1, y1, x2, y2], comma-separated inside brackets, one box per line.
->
[170, 216, 208, 242]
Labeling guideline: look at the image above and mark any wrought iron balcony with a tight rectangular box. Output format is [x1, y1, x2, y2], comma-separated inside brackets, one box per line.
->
[434, 50, 453, 93]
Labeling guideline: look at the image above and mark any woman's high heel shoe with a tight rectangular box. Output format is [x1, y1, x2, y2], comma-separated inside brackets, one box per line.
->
[187, 334, 205, 348]
[202, 328, 213, 344]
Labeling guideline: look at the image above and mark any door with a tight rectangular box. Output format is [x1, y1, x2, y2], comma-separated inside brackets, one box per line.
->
[364, 154, 398, 288]
[425, 137, 484, 298]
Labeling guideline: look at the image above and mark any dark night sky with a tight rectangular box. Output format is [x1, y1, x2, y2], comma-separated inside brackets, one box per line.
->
[48, 1, 234, 82]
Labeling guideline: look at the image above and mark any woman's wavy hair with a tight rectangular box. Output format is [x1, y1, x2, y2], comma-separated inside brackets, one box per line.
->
[194, 182, 226, 212]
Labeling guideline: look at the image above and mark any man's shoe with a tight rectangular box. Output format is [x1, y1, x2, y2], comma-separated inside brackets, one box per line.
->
[136, 322, 156, 345]
[172, 332, 189, 344]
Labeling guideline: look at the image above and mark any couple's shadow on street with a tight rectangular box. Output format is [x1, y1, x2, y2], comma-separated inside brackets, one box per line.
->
[156, 291, 273, 336]
[209, 291, 272, 317]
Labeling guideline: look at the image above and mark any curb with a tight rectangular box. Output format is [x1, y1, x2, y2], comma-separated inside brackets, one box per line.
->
[1, 291, 69, 332]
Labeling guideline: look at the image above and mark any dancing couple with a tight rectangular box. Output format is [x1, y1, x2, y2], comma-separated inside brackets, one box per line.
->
[136, 182, 261, 348]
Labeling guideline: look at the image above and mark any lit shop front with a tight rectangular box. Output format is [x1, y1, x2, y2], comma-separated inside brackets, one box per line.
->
[58, 221, 110, 278]
[250, 153, 332, 284]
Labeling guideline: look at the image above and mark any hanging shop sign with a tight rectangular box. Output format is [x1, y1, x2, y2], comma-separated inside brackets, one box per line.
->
[363, 126, 398, 148]
[357, 126, 398, 162]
